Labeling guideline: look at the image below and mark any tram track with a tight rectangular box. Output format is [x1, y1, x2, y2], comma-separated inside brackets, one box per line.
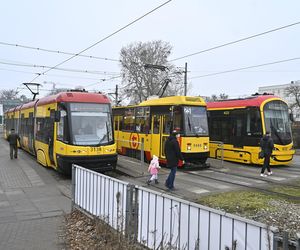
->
[205, 166, 300, 189]
[182, 169, 300, 201]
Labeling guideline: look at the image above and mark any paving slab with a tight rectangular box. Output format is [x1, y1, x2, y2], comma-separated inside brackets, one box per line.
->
[0, 138, 71, 249]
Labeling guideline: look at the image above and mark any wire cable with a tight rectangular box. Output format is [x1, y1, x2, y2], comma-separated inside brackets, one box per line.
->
[190, 57, 300, 79]
[171, 21, 300, 62]
[0, 60, 120, 75]
[0, 41, 120, 62]
[30, 0, 173, 83]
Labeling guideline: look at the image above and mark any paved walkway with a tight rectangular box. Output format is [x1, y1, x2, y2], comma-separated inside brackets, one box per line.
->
[0, 137, 71, 250]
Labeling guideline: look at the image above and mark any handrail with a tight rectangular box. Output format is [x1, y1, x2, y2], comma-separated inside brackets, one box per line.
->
[210, 140, 224, 168]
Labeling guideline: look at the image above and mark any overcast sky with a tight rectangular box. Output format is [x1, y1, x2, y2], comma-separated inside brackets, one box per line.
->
[1, 0, 299, 99]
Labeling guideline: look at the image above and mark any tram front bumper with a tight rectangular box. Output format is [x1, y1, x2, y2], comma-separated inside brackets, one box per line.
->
[56, 153, 118, 175]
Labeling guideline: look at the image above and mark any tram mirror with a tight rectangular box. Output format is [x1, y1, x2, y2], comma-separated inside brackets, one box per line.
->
[54, 111, 61, 122]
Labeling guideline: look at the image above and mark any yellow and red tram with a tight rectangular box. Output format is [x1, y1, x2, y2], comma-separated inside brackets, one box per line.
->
[4, 91, 117, 174]
[207, 94, 295, 165]
[113, 96, 209, 168]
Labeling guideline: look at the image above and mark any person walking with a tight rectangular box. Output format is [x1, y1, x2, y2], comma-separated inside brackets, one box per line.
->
[260, 131, 274, 177]
[146, 155, 161, 185]
[164, 128, 184, 190]
[7, 128, 20, 160]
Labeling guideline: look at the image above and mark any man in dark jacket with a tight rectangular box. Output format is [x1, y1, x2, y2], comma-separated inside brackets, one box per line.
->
[164, 129, 184, 190]
[260, 131, 274, 177]
[7, 129, 20, 159]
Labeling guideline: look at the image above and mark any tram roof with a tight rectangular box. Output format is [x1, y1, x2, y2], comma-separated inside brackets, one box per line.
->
[206, 94, 282, 109]
[138, 96, 206, 107]
[36, 91, 110, 106]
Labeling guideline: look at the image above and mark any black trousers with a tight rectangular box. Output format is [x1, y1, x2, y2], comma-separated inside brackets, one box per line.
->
[261, 154, 271, 173]
[10, 145, 18, 159]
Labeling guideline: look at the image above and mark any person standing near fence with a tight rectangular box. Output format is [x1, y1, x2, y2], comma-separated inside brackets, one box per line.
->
[165, 128, 184, 191]
[260, 131, 274, 177]
[7, 128, 20, 160]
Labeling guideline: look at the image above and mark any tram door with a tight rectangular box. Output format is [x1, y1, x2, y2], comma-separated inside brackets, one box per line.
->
[160, 114, 172, 158]
[49, 110, 55, 164]
[231, 110, 245, 148]
[151, 113, 171, 159]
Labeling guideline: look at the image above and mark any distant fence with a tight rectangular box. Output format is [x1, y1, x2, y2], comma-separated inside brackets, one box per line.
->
[72, 164, 284, 250]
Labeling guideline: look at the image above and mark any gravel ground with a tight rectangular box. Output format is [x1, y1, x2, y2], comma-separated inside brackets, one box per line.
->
[250, 200, 300, 240]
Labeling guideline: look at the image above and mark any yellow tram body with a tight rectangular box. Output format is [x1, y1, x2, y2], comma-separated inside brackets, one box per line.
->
[113, 96, 209, 167]
[207, 95, 295, 165]
[4, 92, 117, 174]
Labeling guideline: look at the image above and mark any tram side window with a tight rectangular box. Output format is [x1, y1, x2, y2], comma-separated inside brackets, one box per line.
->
[173, 106, 182, 132]
[208, 112, 231, 143]
[152, 115, 160, 134]
[135, 107, 150, 133]
[36, 117, 53, 143]
[57, 110, 68, 143]
[20, 114, 25, 137]
[163, 114, 172, 134]
[246, 108, 262, 136]
[123, 108, 135, 131]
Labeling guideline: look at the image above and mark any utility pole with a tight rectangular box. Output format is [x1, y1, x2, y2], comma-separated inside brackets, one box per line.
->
[108, 84, 120, 106]
[184, 62, 187, 96]
[115, 84, 119, 106]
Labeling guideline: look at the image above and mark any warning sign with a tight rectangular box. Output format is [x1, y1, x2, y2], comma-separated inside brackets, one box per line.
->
[129, 133, 139, 149]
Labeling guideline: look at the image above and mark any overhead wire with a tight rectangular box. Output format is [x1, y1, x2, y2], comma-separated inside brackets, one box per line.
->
[0, 41, 120, 62]
[0, 60, 120, 75]
[29, 0, 173, 83]
[171, 21, 300, 62]
[190, 57, 300, 79]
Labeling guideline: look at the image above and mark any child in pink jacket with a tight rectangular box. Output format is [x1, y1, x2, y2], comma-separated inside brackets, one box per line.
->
[147, 155, 161, 185]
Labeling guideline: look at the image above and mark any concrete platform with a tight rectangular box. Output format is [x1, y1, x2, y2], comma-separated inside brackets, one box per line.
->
[0, 137, 71, 250]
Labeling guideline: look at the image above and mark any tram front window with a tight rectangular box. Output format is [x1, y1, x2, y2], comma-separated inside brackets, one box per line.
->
[264, 101, 292, 145]
[183, 106, 208, 136]
[70, 103, 113, 145]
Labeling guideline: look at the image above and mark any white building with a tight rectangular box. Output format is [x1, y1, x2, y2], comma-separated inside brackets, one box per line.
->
[258, 80, 300, 121]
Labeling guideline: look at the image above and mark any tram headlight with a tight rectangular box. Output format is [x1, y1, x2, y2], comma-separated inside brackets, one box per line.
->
[187, 143, 192, 151]
[204, 144, 208, 150]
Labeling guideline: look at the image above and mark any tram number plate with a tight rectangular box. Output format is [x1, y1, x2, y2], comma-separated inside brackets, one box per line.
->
[90, 147, 101, 152]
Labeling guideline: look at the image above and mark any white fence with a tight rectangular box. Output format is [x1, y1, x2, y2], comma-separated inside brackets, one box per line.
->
[73, 165, 128, 231]
[72, 165, 278, 250]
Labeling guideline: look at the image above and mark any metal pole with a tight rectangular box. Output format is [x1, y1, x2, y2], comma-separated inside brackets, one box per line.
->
[141, 138, 144, 168]
[296, 233, 300, 250]
[184, 62, 187, 96]
[115, 84, 118, 106]
[283, 231, 289, 250]
[221, 142, 224, 168]
[71, 164, 76, 210]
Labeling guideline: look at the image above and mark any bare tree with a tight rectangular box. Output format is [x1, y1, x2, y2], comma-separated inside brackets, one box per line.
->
[285, 81, 300, 109]
[0, 89, 19, 101]
[120, 40, 184, 104]
[204, 93, 229, 102]
[0, 89, 30, 112]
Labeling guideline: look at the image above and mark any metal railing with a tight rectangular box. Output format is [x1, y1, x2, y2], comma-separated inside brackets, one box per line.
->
[210, 140, 224, 168]
[71, 164, 285, 250]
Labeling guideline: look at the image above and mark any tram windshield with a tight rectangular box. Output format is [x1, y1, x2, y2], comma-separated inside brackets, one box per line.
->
[263, 100, 292, 145]
[183, 106, 208, 136]
[70, 103, 113, 145]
